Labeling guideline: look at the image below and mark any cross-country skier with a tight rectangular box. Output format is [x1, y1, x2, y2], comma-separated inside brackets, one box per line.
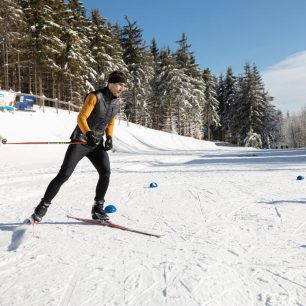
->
[30, 70, 127, 222]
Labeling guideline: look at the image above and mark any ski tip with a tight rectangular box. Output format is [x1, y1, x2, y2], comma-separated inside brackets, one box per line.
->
[23, 216, 39, 225]
[23, 218, 32, 225]
[23, 218, 34, 225]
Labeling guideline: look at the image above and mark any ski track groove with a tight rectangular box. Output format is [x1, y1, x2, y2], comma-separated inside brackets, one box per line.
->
[58, 269, 79, 306]
[178, 277, 204, 306]
[265, 269, 306, 289]
[125, 271, 157, 305]
[243, 266, 256, 306]
[274, 207, 282, 220]
[161, 262, 168, 301]
[123, 265, 149, 305]
[187, 189, 206, 222]
[292, 221, 306, 235]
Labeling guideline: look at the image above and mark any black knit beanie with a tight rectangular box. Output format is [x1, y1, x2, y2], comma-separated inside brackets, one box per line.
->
[108, 71, 127, 84]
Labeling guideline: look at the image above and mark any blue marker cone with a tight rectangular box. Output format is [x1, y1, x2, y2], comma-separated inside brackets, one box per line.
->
[104, 205, 117, 213]
[150, 182, 158, 188]
[297, 175, 304, 180]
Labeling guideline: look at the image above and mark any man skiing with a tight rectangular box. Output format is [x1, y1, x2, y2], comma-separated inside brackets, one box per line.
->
[30, 70, 127, 223]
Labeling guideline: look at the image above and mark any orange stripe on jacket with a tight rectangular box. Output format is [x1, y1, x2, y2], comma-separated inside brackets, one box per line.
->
[77, 93, 116, 137]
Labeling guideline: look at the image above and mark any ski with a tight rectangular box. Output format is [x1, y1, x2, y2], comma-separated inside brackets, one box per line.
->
[66, 215, 163, 238]
[24, 216, 36, 225]
[24, 215, 39, 226]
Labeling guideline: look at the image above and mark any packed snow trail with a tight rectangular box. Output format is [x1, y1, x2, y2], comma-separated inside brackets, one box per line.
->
[0, 107, 306, 305]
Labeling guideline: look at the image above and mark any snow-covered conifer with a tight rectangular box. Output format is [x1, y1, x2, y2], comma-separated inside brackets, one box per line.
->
[202, 68, 220, 140]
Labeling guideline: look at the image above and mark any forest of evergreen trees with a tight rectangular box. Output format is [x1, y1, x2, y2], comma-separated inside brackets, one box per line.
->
[0, 0, 284, 148]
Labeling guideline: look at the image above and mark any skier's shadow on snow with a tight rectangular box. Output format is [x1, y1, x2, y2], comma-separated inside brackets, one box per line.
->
[0, 222, 92, 252]
[0, 223, 34, 252]
[0, 221, 94, 229]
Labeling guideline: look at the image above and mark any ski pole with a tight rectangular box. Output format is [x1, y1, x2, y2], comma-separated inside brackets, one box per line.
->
[1, 139, 86, 145]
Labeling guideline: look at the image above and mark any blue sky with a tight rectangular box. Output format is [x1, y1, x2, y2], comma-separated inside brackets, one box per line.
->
[82, 0, 306, 113]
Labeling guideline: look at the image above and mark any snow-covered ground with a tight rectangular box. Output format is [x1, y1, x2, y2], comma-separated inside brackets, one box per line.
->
[0, 106, 306, 306]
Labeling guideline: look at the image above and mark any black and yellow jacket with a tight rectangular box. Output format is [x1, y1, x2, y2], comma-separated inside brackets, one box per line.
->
[70, 87, 120, 142]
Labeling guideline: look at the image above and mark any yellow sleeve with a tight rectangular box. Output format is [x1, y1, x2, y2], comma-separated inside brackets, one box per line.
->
[77, 93, 97, 135]
[105, 116, 116, 137]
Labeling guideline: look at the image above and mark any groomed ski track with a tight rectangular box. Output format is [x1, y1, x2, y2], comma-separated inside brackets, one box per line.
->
[0, 107, 306, 305]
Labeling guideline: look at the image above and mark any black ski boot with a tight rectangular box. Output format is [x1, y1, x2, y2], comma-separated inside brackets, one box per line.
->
[91, 201, 109, 221]
[31, 199, 50, 223]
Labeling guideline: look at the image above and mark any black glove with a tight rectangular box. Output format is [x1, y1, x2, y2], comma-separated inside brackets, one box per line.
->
[86, 131, 97, 148]
[104, 136, 113, 151]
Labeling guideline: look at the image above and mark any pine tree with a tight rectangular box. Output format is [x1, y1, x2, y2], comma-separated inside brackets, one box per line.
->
[175, 33, 191, 66]
[231, 63, 276, 148]
[62, 0, 91, 103]
[216, 74, 225, 140]
[0, 0, 24, 90]
[157, 48, 185, 133]
[186, 55, 206, 138]
[16, 0, 53, 95]
[87, 9, 127, 90]
[261, 99, 282, 148]
[231, 64, 254, 145]
[147, 38, 161, 129]
[17, 0, 72, 100]
[120, 17, 154, 125]
[173, 33, 204, 136]
[202, 68, 220, 140]
[152, 47, 170, 131]
[222, 67, 237, 142]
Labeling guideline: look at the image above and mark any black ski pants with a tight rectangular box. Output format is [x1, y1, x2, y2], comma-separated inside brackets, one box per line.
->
[43, 144, 110, 204]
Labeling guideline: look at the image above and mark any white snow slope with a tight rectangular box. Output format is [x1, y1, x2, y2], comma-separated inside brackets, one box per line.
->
[0, 106, 306, 306]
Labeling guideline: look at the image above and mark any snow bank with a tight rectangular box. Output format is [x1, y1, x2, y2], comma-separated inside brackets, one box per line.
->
[0, 106, 216, 153]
